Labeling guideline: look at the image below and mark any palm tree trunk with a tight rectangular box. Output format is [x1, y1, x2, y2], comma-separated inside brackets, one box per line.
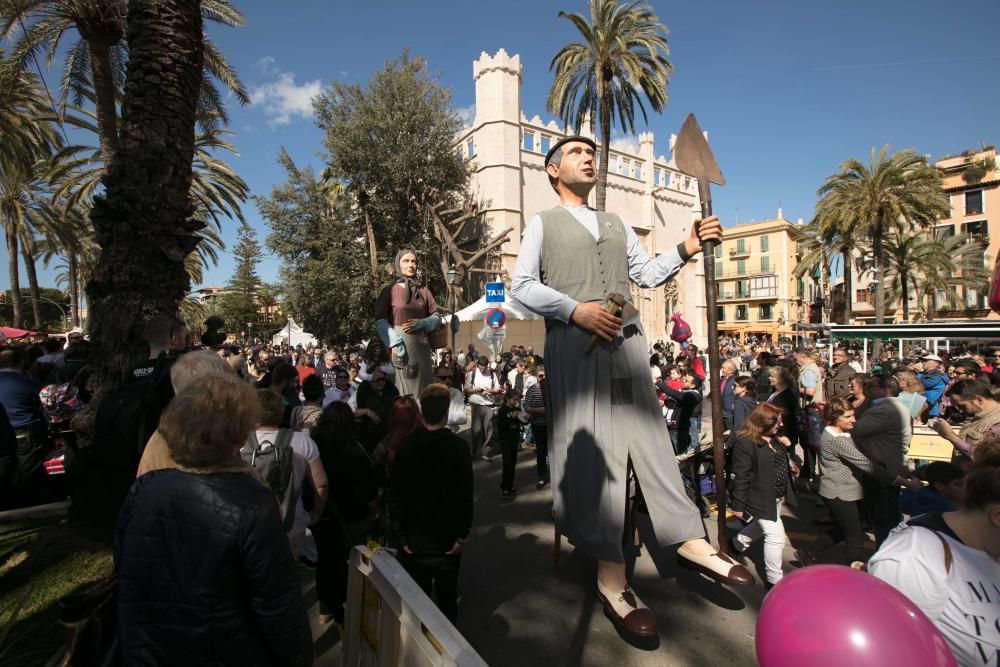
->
[78, 0, 204, 531]
[6, 230, 22, 328]
[900, 270, 910, 321]
[21, 243, 42, 329]
[820, 249, 828, 324]
[87, 39, 121, 168]
[595, 89, 612, 212]
[872, 219, 885, 357]
[873, 222, 885, 325]
[69, 252, 80, 327]
[841, 249, 853, 324]
[86, 0, 204, 388]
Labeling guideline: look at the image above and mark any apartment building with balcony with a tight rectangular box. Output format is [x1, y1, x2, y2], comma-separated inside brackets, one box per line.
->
[712, 215, 814, 341]
[849, 146, 998, 322]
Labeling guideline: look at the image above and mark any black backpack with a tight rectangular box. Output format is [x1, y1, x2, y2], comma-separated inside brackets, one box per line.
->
[241, 429, 298, 531]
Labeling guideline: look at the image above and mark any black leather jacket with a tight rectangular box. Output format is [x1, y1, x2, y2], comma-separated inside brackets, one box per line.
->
[114, 469, 313, 666]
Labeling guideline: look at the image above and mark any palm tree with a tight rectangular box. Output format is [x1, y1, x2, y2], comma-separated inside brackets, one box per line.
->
[45, 105, 244, 306]
[875, 228, 946, 321]
[815, 147, 948, 327]
[813, 214, 861, 324]
[36, 204, 98, 326]
[0, 154, 61, 328]
[546, 0, 671, 211]
[792, 221, 831, 323]
[0, 53, 59, 165]
[900, 234, 990, 319]
[85, 0, 206, 385]
[1, 0, 248, 166]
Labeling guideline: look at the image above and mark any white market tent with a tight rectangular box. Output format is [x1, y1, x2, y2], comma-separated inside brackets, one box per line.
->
[272, 318, 318, 348]
[442, 294, 546, 353]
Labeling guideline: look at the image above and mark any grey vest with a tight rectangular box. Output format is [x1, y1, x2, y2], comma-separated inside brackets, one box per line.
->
[539, 207, 630, 306]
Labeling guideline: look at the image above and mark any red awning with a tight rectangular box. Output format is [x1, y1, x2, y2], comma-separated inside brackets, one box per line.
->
[0, 326, 41, 340]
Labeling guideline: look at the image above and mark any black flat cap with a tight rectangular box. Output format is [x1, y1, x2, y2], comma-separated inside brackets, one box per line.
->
[544, 135, 597, 167]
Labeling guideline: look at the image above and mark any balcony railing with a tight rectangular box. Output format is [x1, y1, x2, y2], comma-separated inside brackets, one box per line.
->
[717, 269, 777, 278]
[717, 291, 778, 302]
[729, 245, 751, 258]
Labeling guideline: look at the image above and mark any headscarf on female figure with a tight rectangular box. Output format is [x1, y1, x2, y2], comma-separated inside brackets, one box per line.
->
[374, 248, 442, 396]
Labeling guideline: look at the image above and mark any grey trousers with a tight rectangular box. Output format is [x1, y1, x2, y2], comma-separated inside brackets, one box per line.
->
[545, 318, 704, 562]
[469, 403, 494, 457]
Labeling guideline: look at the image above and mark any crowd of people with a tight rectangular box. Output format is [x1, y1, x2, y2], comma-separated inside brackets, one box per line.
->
[1, 312, 998, 664]
[683, 340, 999, 662]
[2, 130, 997, 665]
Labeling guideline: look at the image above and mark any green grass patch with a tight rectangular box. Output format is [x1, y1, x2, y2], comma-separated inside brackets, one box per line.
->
[0, 516, 113, 666]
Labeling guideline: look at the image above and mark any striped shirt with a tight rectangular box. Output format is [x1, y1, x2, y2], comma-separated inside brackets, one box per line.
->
[524, 382, 547, 427]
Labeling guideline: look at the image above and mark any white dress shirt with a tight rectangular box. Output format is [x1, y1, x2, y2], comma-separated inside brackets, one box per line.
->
[511, 204, 687, 322]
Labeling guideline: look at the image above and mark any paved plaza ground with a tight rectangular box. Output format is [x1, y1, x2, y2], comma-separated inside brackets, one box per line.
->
[309, 415, 857, 667]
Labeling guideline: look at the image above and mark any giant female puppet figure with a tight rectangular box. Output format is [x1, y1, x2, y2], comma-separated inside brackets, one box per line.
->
[374, 249, 441, 397]
[511, 136, 752, 639]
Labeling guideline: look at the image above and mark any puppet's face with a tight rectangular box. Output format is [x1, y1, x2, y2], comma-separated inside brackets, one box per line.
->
[398, 253, 418, 277]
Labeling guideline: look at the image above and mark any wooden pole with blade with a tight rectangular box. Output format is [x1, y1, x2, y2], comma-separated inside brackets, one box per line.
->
[673, 113, 730, 554]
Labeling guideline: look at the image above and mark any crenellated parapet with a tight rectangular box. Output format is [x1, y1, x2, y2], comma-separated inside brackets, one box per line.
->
[473, 48, 521, 82]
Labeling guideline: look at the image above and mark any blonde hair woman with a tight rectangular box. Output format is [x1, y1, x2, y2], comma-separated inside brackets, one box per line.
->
[894, 370, 927, 422]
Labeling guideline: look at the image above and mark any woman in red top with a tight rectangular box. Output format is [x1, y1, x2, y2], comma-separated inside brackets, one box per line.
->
[374, 249, 441, 397]
[295, 354, 315, 386]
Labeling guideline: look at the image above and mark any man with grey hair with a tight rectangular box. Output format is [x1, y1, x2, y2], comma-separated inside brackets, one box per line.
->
[512, 135, 750, 639]
[136, 350, 233, 476]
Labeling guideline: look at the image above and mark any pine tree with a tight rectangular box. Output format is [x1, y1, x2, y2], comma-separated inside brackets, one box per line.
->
[220, 221, 261, 334]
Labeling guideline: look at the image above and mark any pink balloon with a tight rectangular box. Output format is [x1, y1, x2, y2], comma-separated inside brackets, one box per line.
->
[756, 565, 956, 667]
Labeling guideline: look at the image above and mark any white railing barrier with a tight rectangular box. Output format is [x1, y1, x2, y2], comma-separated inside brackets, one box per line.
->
[343, 545, 488, 667]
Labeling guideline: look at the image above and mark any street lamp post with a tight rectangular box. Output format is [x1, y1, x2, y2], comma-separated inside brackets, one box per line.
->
[37, 296, 69, 331]
[446, 265, 463, 357]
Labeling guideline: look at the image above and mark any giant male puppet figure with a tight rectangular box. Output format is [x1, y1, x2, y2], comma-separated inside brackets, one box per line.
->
[511, 136, 752, 638]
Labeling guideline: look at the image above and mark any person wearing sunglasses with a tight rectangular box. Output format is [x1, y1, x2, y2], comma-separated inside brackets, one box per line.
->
[321, 367, 357, 410]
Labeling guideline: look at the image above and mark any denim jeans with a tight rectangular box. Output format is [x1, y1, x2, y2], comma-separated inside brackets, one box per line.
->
[688, 416, 701, 451]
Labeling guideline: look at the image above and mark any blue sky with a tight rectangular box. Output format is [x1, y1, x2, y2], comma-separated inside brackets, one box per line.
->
[6, 0, 1000, 293]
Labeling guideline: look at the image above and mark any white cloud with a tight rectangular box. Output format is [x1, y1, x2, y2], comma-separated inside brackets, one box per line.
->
[249, 57, 322, 126]
[456, 104, 475, 128]
[610, 133, 641, 153]
[256, 56, 277, 75]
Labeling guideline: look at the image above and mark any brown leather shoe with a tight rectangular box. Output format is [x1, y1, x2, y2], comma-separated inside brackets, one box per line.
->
[597, 589, 657, 637]
[677, 548, 754, 586]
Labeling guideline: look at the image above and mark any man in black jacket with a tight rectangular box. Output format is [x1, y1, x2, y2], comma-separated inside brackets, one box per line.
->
[391, 382, 474, 623]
